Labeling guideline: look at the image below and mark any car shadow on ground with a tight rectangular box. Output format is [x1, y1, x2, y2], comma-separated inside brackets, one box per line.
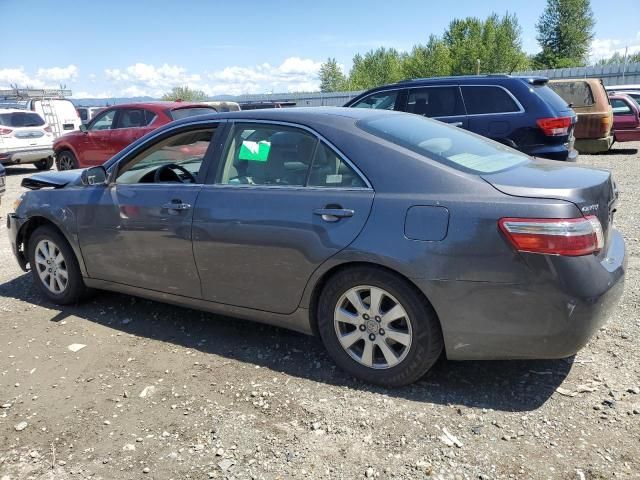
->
[602, 147, 638, 155]
[0, 273, 573, 412]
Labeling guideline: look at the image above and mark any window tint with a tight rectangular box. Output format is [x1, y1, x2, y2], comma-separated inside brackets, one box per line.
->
[0, 111, 45, 127]
[406, 87, 465, 117]
[549, 81, 595, 107]
[611, 99, 632, 115]
[358, 114, 529, 174]
[219, 124, 316, 186]
[89, 110, 116, 131]
[116, 129, 213, 184]
[308, 142, 367, 188]
[352, 91, 398, 110]
[461, 86, 520, 114]
[116, 109, 148, 128]
[533, 84, 571, 111]
[170, 107, 215, 120]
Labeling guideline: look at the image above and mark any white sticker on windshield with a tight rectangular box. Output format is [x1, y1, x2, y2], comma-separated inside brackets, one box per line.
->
[326, 174, 342, 184]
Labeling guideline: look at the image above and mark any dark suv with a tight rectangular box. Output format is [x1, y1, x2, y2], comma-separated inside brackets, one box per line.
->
[345, 75, 578, 161]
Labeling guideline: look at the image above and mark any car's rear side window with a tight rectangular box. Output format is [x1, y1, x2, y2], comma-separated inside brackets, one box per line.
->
[549, 81, 595, 107]
[532, 84, 571, 111]
[0, 111, 45, 127]
[406, 87, 465, 117]
[461, 86, 520, 114]
[170, 107, 216, 120]
[351, 91, 398, 110]
[358, 113, 529, 174]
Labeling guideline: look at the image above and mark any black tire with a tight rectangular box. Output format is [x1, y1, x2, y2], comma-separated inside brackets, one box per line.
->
[34, 157, 54, 170]
[56, 150, 78, 171]
[317, 266, 443, 387]
[28, 225, 89, 305]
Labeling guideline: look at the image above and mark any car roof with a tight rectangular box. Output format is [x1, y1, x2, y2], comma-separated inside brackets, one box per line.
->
[360, 74, 548, 90]
[102, 101, 216, 111]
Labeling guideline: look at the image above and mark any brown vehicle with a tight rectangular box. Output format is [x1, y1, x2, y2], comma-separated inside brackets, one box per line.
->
[549, 79, 613, 153]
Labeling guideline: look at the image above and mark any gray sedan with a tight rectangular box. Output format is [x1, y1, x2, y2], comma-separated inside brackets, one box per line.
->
[7, 108, 626, 387]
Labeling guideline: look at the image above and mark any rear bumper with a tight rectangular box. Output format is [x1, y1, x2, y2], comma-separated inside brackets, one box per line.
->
[0, 148, 54, 165]
[423, 228, 626, 361]
[575, 136, 614, 153]
[527, 145, 579, 162]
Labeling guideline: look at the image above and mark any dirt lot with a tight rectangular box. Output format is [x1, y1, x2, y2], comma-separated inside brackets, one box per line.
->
[1, 145, 639, 480]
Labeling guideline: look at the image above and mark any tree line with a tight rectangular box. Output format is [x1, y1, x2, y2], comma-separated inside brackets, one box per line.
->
[320, 0, 606, 92]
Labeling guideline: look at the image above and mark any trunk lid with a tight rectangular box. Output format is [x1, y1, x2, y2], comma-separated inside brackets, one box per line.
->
[482, 159, 618, 243]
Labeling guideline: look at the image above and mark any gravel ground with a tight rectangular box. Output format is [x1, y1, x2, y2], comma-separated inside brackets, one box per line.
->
[0, 145, 639, 480]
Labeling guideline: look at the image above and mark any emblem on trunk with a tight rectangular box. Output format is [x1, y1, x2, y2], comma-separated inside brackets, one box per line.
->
[581, 204, 599, 213]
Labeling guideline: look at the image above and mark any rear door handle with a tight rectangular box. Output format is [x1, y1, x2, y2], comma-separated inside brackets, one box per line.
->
[162, 201, 191, 211]
[313, 208, 354, 222]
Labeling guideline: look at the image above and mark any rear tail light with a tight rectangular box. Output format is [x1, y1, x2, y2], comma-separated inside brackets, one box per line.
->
[44, 125, 52, 133]
[0, 127, 13, 136]
[537, 117, 571, 136]
[499, 216, 604, 256]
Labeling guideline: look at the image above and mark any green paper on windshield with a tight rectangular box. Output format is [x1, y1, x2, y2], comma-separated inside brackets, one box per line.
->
[239, 140, 271, 162]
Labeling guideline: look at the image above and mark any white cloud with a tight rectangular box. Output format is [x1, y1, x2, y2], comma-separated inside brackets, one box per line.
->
[36, 65, 78, 82]
[590, 32, 640, 62]
[72, 90, 113, 99]
[105, 62, 202, 96]
[0, 67, 46, 88]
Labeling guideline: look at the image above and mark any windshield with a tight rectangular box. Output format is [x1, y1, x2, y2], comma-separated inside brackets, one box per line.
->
[0, 111, 45, 127]
[170, 107, 215, 120]
[358, 113, 529, 174]
[549, 81, 595, 107]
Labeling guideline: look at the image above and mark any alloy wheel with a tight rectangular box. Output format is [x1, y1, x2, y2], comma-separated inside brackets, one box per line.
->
[34, 239, 68, 294]
[58, 154, 75, 170]
[334, 285, 412, 369]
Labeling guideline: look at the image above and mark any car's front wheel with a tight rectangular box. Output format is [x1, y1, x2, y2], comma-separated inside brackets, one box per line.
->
[34, 157, 54, 170]
[28, 225, 88, 304]
[56, 150, 78, 171]
[317, 266, 443, 387]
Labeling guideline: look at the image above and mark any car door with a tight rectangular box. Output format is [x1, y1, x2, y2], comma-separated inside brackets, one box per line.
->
[192, 121, 375, 314]
[404, 86, 468, 128]
[111, 108, 157, 155]
[76, 122, 223, 297]
[611, 98, 640, 132]
[79, 108, 117, 165]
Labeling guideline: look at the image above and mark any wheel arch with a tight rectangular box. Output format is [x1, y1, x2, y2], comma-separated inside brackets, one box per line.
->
[17, 215, 87, 276]
[306, 261, 443, 345]
[54, 144, 79, 168]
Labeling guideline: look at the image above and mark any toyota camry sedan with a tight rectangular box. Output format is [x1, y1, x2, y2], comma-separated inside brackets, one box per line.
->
[7, 108, 625, 387]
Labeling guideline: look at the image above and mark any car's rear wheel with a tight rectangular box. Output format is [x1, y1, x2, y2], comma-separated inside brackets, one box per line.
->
[34, 157, 54, 170]
[56, 150, 78, 171]
[28, 225, 88, 304]
[317, 266, 443, 387]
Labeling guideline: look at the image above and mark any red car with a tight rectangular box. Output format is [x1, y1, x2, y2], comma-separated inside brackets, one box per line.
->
[54, 102, 216, 170]
[609, 93, 640, 143]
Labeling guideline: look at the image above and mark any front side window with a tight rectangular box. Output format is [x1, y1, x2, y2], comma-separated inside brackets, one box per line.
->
[116, 128, 214, 184]
[406, 87, 465, 117]
[611, 99, 632, 115]
[219, 124, 317, 186]
[461, 86, 520, 115]
[89, 110, 116, 131]
[358, 113, 529, 174]
[352, 91, 398, 110]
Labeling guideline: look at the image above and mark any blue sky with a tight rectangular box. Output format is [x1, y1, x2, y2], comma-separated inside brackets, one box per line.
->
[1, 0, 639, 98]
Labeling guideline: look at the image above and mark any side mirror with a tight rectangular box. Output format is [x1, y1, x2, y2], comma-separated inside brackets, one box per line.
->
[79, 124, 88, 133]
[80, 166, 108, 186]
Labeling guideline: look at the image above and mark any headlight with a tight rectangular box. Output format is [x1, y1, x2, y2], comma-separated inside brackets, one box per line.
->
[13, 193, 25, 211]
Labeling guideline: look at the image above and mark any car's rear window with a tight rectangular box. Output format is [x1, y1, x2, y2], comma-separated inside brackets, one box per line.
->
[533, 84, 571, 111]
[0, 111, 45, 127]
[549, 81, 595, 107]
[170, 107, 215, 120]
[357, 113, 529, 174]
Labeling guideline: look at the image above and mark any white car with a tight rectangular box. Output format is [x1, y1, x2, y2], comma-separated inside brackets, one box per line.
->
[0, 109, 55, 170]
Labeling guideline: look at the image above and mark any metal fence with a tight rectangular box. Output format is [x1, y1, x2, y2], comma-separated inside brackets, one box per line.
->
[213, 63, 640, 107]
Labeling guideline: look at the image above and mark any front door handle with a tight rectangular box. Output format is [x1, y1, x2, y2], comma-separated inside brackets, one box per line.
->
[162, 200, 191, 211]
[313, 208, 354, 222]
[450, 121, 463, 127]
